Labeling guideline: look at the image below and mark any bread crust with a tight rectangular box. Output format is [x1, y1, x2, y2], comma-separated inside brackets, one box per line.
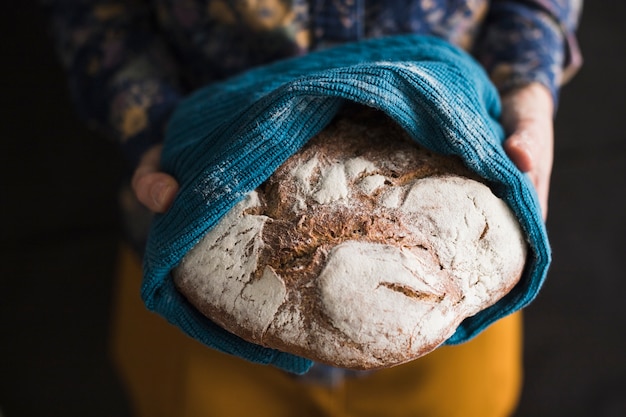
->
[173, 107, 527, 369]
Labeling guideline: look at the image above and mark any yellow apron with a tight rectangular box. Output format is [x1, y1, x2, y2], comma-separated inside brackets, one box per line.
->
[111, 245, 522, 417]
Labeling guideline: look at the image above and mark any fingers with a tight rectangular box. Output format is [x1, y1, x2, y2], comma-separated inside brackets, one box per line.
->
[131, 145, 179, 213]
[503, 125, 552, 220]
[503, 130, 534, 173]
[500, 84, 554, 220]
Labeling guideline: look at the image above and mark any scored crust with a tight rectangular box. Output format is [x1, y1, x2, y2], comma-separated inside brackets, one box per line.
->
[172, 106, 528, 370]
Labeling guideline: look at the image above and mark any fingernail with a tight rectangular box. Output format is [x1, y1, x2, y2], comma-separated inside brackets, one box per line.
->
[151, 182, 168, 208]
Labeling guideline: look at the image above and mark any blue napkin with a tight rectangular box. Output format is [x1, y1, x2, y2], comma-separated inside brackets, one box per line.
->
[141, 35, 551, 375]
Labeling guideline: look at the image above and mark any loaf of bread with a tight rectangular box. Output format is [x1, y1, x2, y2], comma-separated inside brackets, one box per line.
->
[172, 106, 527, 370]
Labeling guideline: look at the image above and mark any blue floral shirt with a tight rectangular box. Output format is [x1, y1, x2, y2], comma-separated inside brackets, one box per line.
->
[43, 0, 582, 168]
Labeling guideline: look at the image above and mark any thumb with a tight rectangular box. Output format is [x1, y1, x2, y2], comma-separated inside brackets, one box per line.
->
[503, 128, 535, 173]
[133, 172, 179, 213]
[131, 145, 179, 213]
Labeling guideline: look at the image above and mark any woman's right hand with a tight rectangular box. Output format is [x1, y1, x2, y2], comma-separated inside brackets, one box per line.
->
[131, 145, 179, 213]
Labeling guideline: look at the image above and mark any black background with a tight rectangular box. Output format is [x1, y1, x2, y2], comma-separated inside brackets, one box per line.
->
[1, 1, 625, 416]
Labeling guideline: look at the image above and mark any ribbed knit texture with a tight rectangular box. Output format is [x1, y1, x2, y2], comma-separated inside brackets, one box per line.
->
[142, 35, 551, 375]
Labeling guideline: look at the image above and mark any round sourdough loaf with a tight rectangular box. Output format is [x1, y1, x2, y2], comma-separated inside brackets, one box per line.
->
[172, 106, 527, 370]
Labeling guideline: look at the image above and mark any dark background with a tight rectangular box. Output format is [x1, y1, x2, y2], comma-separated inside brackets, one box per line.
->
[1, 1, 625, 416]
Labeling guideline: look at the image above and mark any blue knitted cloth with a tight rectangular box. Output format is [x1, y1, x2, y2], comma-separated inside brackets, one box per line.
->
[142, 35, 551, 375]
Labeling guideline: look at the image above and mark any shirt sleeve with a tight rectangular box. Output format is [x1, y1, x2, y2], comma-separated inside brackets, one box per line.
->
[475, 0, 583, 108]
[41, 0, 183, 169]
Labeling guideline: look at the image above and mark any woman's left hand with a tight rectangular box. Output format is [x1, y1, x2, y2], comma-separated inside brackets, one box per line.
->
[500, 83, 555, 220]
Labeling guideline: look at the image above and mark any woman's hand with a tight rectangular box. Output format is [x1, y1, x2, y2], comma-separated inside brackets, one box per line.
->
[131, 144, 179, 213]
[500, 83, 555, 220]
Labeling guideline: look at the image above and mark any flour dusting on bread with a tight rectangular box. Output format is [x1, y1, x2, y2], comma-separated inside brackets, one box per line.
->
[173, 107, 527, 369]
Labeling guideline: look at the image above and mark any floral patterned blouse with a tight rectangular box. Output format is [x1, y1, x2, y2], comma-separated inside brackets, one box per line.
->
[43, 0, 583, 168]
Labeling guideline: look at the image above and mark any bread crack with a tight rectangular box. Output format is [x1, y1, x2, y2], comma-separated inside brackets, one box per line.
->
[377, 282, 444, 302]
[479, 223, 489, 240]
